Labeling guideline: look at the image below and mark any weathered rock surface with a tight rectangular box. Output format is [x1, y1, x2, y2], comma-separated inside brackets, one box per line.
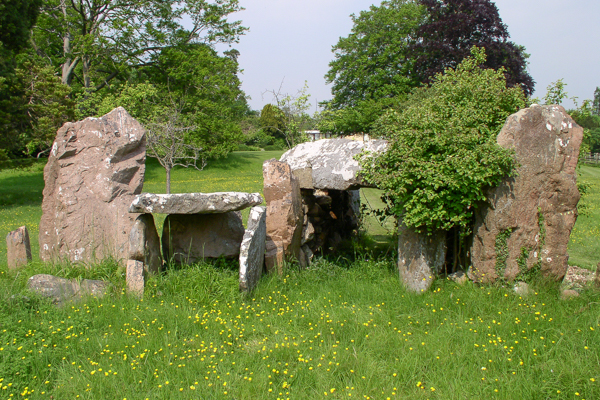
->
[127, 260, 145, 297]
[560, 289, 579, 300]
[263, 159, 303, 273]
[129, 192, 263, 214]
[28, 274, 109, 305]
[279, 139, 387, 190]
[129, 214, 162, 274]
[239, 206, 267, 292]
[6, 226, 32, 270]
[397, 225, 446, 293]
[471, 105, 583, 283]
[39, 107, 146, 264]
[162, 212, 244, 264]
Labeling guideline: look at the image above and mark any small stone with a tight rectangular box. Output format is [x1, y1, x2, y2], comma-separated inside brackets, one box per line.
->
[28, 274, 109, 305]
[126, 260, 145, 297]
[513, 281, 531, 297]
[560, 289, 580, 300]
[595, 263, 600, 289]
[6, 226, 32, 270]
[239, 207, 267, 292]
[129, 192, 263, 214]
[448, 270, 468, 285]
[129, 214, 162, 274]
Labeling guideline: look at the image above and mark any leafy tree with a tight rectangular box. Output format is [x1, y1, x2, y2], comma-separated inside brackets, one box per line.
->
[32, 0, 246, 92]
[259, 104, 285, 138]
[543, 79, 568, 105]
[410, 0, 534, 96]
[326, 0, 425, 109]
[0, 0, 42, 53]
[360, 47, 526, 234]
[86, 44, 245, 184]
[263, 81, 313, 148]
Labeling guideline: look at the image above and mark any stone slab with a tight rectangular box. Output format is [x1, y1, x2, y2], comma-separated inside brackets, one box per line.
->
[129, 192, 263, 214]
[279, 139, 387, 190]
[162, 212, 245, 264]
[239, 206, 267, 292]
[398, 225, 446, 293]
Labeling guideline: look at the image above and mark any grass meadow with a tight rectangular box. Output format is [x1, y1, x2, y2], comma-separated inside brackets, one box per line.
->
[0, 152, 598, 399]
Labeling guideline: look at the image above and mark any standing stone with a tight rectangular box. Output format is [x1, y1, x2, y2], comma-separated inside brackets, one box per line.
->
[6, 226, 32, 270]
[263, 159, 303, 273]
[279, 139, 388, 190]
[239, 207, 267, 292]
[126, 260, 145, 297]
[129, 214, 162, 274]
[471, 105, 583, 283]
[39, 107, 146, 264]
[397, 224, 446, 293]
[162, 212, 244, 264]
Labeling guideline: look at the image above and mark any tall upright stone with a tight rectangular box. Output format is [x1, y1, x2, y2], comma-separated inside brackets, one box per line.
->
[6, 226, 32, 270]
[471, 105, 583, 282]
[263, 159, 303, 273]
[239, 206, 267, 292]
[39, 107, 146, 264]
[397, 224, 446, 293]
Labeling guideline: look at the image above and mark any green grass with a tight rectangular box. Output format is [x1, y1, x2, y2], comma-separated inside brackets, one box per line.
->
[567, 165, 600, 270]
[1, 259, 599, 399]
[0, 152, 599, 399]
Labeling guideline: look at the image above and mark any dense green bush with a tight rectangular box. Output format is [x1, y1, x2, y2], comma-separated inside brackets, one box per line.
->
[361, 47, 526, 234]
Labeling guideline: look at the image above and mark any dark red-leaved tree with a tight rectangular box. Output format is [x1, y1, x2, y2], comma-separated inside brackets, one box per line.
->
[410, 0, 534, 96]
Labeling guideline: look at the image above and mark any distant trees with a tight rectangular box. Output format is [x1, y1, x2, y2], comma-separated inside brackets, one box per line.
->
[0, 0, 250, 164]
[325, 0, 534, 133]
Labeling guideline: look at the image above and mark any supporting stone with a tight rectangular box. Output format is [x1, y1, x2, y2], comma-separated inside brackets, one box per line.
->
[397, 225, 446, 293]
[129, 214, 162, 274]
[161, 212, 245, 264]
[126, 260, 145, 297]
[471, 105, 583, 283]
[239, 206, 267, 292]
[263, 159, 303, 273]
[6, 226, 32, 270]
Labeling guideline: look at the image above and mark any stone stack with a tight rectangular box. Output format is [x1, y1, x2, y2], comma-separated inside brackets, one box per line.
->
[126, 191, 264, 294]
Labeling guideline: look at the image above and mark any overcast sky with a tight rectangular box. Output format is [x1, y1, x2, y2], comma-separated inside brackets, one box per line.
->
[223, 0, 599, 112]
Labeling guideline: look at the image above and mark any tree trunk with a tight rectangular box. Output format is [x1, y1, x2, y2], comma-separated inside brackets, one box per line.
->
[166, 167, 171, 194]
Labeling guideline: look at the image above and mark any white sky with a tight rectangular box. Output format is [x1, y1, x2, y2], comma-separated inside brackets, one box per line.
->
[222, 0, 599, 112]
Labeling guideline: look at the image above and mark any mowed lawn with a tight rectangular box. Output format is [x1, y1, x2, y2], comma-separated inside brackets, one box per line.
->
[0, 152, 598, 399]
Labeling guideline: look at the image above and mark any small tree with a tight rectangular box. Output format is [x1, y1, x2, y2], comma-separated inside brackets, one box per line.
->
[146, 104, 205, 194]
[361, 47, 526, 235]
[263, 81, 312, 148]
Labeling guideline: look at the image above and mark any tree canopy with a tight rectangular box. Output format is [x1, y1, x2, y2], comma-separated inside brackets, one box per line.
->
[325, 0, 534, 133]
[360, 47, 526, 234]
